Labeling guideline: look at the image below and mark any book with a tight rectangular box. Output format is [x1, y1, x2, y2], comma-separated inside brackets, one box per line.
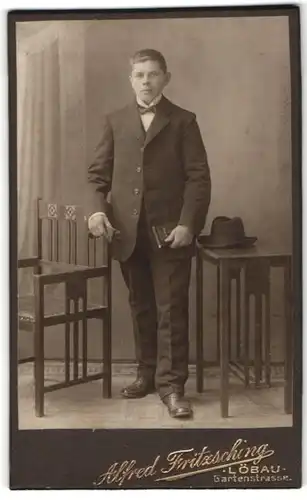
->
[151, 225, 173, 248]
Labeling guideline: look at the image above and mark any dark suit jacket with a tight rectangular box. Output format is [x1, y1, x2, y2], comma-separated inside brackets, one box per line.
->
[87, 95, 211, 262]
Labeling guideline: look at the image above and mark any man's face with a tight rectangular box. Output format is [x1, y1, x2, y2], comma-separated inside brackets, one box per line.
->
[129, 59, 171, 104]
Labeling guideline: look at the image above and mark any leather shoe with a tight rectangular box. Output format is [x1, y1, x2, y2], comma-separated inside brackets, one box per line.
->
[121, 377, 155, 399]
[162, 392, 193, 419]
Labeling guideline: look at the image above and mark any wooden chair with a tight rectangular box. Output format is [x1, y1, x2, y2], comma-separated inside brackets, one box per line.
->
[18, 198, 112, 417]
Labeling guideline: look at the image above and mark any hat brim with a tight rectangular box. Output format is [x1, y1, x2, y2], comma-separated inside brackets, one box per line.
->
[197, 236, 257, 249]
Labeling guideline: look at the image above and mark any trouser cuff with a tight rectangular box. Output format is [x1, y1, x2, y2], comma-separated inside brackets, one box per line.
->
[159, 385, 184, 400]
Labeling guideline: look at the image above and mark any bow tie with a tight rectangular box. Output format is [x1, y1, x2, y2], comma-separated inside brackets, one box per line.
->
[138, 104, 156, 115]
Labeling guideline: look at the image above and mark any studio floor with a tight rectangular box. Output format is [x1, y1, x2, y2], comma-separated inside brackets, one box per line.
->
[17, 362, 292, 430]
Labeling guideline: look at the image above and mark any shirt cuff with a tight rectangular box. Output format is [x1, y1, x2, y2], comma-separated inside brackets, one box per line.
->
[88, 212, 105, 226]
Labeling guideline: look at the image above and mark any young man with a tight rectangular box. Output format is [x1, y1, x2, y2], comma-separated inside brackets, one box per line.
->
[87, 49, 211, 419]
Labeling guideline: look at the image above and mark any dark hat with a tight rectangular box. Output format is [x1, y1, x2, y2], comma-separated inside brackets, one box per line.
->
[198, 216, 257, 249]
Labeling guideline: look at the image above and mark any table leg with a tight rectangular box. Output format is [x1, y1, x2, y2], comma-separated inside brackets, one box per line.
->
[196, 246, 204, 393]
[220, 261, 230, 418]
[264, 290, 271, 387]
[216, 266, 220, 363]
[228, 277, 232, 360]
[244, 288, 250, 387]
[284, 258, 293, 414]
[254, 294, 263, 387]
[236, 273, 241, 361]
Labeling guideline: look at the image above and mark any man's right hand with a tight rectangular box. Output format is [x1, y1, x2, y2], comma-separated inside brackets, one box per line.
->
[88, 212, 116, 242]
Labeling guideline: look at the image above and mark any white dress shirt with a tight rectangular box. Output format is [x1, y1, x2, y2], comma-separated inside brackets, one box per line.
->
[136, 93, 162, 131]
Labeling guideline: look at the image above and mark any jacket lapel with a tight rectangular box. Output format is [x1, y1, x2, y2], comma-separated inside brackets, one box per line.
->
[144, 95, 171, 147]
[125, 95, 172, 146]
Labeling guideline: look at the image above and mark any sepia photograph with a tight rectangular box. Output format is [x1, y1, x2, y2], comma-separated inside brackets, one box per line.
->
[9, 5, 302, 490]
[15, 12, 295, 430]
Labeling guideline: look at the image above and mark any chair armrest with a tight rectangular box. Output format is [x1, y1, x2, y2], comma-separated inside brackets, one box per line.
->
[33, 263, 108, 285]
[18, 257, 40, 269]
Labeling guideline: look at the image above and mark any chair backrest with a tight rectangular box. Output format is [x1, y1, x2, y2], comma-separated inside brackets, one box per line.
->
[35, 197, 108, 268]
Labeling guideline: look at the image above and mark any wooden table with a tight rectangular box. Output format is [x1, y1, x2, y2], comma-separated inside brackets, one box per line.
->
[195, 243, 293, 418]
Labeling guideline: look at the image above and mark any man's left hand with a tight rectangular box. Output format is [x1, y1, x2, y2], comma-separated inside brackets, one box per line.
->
[164, 225, 193, 249]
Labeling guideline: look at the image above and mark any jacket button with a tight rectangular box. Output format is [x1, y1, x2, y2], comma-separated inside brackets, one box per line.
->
[136, 166, 141, 173]
[132, 209, 138, 216]
[134, 188, 140, 195]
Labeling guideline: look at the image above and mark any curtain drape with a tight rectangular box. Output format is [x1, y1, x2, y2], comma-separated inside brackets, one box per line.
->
[17, 25, 61, 293]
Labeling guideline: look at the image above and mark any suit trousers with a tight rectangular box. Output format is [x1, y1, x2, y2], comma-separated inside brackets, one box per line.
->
[119, 206, 192, 398]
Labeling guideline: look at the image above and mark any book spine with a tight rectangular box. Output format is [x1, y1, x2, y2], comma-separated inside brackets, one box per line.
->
[151, 226, 162, 248]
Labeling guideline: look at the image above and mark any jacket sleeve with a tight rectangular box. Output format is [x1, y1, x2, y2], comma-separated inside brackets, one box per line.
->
[87, 115, 114, 216]
[178, 115, 211, 235]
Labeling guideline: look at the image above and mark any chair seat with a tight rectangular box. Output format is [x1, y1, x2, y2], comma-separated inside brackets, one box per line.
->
[18, 293, 105, 324]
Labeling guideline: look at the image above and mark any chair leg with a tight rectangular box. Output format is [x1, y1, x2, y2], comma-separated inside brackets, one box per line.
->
[34, 354, 44, 417]
[103, 312, 112, 398]
[73, 299, 79, 381]
[34, 276, 44, 417]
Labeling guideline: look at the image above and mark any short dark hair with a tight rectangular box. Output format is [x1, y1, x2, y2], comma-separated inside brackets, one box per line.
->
[130, 49, 167, 73]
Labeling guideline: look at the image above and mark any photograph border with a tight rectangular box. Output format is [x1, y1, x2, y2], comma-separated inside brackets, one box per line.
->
[9, 5, 302, 489]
